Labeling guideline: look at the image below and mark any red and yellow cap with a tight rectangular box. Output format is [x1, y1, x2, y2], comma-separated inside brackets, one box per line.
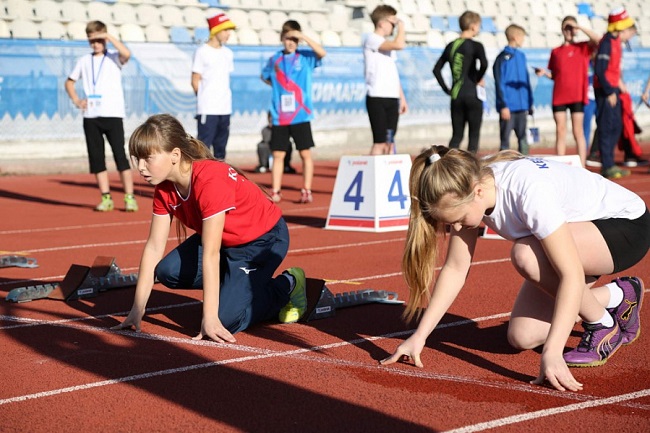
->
[207, 13, 236, 37]
[608, 7, 635, 32]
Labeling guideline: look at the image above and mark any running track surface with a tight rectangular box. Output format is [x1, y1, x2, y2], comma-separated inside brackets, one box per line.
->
[1, 149, 649, 432]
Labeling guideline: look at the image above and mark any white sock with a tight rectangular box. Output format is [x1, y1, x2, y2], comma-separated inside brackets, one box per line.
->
[283, 273, 296, 293]
[586, 310, 614, 328]
[606, 282, 624, 309]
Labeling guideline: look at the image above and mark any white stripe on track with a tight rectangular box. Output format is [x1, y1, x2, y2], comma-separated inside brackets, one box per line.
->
[0, 220, 149, 236]
[443, 389, 650, 433]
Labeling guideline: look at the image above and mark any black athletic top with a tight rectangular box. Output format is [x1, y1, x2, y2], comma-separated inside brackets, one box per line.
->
[433, 38, 488, 100]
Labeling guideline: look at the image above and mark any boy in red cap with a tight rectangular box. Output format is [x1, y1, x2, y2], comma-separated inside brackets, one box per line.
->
[191, 13, 236, 160]
[593, 7, 637, 179]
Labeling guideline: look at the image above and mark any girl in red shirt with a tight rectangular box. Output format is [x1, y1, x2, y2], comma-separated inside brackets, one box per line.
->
[536, 16, 600, 167]
[113, 114, 307, 342]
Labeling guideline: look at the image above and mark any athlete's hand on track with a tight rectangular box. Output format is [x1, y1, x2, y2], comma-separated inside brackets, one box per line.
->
[379, 334, 426, 368]
[532, 353, 583, 392]
[111, 308, 144, 332]
[193, 315, 236, 343]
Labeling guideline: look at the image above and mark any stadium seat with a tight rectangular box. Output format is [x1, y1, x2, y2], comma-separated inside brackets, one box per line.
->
[236, 27, 259, 45]
[33, 0, 62, 22]
[477, 32, 497, 48]
[120, 23, 146, 42]
[340, 28, 361, 47]
[430, 16, 445, 31]
[184, 6, 207, 28]
[248, 10, 270, 31]
[426, 29, 445, 48]
[308, 12, 329, 32]
[431, 0, 450, 15]
[576, 3, 595, 19]
[111, 3, 136, 25]
[481, 17, 497, 34]
[268, 10, 288, 30]
[411, 14, 429, 33]
[227, 9, 250, 29]
[465, 0, 484, 14]
[257, 28, 279, 45]
[0, 20, 9, 38]
[415, 0, 434, 15]
[160, 5, 185, 27]
[259, 0, 283, 10]
[87, 1, 112, 23]
[67, 20, 88, 40]
[320, 29, 341, 47]
[193, 26, 209, 42]
[60, 1, 88, 23]
[9, 19, 40, 38]
[170, 26, 192, 43]
[400, 0, 418, 15]
[40, 20, 67, 40]
[135, 4, 161, 26]
[447, 16, 460, 33]
[449, 2, 465, 16]
[145, 24, 169, 42]
[5, 0, 40, 21]
[443, 30, 458, 44]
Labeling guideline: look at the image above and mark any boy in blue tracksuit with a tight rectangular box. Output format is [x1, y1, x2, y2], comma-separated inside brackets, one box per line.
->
[493, 24, 533, 154]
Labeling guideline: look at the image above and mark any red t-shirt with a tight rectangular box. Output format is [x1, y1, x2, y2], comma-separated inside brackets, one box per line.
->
[152, 160, 282, 247]
[547, 42, 594, 105]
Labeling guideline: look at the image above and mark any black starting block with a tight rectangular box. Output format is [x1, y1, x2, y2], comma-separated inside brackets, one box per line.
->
[0, 255, 38, 269]
[5, 256, 137, 303]
[302, 278, 404, 322]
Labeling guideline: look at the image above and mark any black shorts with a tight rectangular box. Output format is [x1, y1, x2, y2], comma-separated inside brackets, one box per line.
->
[552, 102, 585, 113]
[270, 122, 315, 152]
[593, 208, 650, 273]
[366, 96, 399, 144]
[82, 117, 130, 174]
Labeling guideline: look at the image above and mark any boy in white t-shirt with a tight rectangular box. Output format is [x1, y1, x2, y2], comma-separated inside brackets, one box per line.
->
[191, 13, 236, 160]
[65, 21, 137, 212]
[363, 5, 408, 155]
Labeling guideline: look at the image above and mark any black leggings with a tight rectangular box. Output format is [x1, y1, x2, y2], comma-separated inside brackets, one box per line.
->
[449, 95, 483, 153]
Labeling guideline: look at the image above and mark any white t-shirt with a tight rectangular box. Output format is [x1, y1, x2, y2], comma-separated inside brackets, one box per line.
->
[363, 32, 400, 98]
[68, 51, 126, 118]
[483, 157, 646, 241]
[192, 44, 234, 115]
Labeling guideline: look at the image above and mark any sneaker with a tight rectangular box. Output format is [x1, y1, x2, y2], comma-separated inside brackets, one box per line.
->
[623, 157, 650, 167]
[95, 194, 114, 212]
[601, 166, 630, 179]
[563, 321, 623, 367]
[124, 194, 139, 212]
[608, 277, 644, 345]
[284, 165, 297, 174]
[271, 190, 281, 203]
[299, 188, 313, 204]
[254, 165, 268, 173]
[278, 267, 307, 323]
[585, 155, 602, 168]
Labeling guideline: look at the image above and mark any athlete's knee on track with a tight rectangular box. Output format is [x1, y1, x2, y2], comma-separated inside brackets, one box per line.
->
[507, 323, 543, 351]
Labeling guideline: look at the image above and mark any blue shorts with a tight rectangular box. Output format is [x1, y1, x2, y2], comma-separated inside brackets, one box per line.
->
[155, 217, 291, 333]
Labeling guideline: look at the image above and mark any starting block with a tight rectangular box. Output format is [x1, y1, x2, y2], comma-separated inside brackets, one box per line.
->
[0, 255, 38, 269]
[325, 154, 412, 232]
[5, 256, 137, 303]
[302, 278, 404, 321]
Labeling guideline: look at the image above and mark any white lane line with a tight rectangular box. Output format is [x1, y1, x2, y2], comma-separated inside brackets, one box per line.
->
[0, 220, 150, 235]
[443, 389, 650, 433]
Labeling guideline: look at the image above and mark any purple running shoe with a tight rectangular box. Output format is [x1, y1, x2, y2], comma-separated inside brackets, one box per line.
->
[608, 277, 644, 345]
[564, 322, 623, 367]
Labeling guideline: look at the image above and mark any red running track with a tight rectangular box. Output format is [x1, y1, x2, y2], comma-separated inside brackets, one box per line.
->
[1, 150, 649, 432]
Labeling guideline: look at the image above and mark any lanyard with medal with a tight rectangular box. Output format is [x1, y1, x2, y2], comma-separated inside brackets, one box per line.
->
[280, 52, 299, 113]
[87, 52, 106, 117]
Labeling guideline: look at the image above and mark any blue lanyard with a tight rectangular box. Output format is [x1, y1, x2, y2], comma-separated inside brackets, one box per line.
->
[90, 53, 106, 94]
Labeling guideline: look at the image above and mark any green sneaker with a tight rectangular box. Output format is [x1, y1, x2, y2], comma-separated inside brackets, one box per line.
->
[95, 194, 114, 212]
[124, 194, 139, 212]
[601, 166, 630, 179]
[278, 268, 307, 323]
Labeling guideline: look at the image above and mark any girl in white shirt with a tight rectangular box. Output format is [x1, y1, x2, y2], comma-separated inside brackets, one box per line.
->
[382, 146, 649, 392]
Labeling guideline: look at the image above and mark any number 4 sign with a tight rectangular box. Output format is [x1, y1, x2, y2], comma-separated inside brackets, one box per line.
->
[325, 155, 412, 232]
